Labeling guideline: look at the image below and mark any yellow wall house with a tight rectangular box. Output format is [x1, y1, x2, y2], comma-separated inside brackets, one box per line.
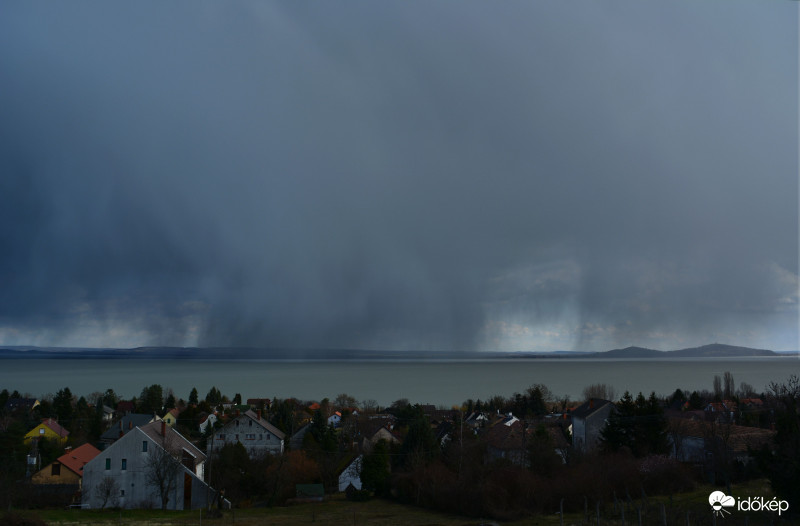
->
[31, 443, 101, 487]
[25, 418, 70, 446]
[163, 408, 180, 427]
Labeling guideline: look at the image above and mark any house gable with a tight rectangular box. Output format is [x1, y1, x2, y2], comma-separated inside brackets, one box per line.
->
[208, 410, 285, 457]
[83, 425, 211, 510]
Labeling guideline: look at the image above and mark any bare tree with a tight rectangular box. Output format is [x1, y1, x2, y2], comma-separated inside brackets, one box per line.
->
[94, 476, 120, 509]
[723, 371, 735, 399]
[704, 419, 734, 492]
[582, 383, 617, 402]
[145, 434, 184, 510]
[667, 418, 690, 461]
[360, 399, 378, 414]
[736, 381, 757, 399]
[713, 375, 722, 399]
[334, 393, 358, 409]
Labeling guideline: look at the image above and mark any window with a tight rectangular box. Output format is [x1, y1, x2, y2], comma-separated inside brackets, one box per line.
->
[39, 428, 45, 435]
[235, 434, 239, 441]
[120, 489, 125, 497]
[249, 420, 252, 427]
[259, 434, 263, 440]
[121, 459, 127, 470]
[51, 463, 61, 476]
[218, 434, 225, 440]
[142, 441, 148, 452]
[245, 434, 255, 440]
[105, 458, 111, 470]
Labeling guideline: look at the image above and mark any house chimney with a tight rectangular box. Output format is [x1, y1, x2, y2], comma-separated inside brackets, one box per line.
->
[119, 430, 124, 438]
[128, 421, 133, 430]
[161, 421, 166, 437]
[589, 399, 594, 409]
[257, 409, 261, 421]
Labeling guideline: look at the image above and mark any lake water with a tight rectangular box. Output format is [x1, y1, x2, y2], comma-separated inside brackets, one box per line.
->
[2, 356, 798, 407]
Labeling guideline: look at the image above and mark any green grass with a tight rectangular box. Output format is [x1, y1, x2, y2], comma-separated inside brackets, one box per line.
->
[12, 480, 789, 526]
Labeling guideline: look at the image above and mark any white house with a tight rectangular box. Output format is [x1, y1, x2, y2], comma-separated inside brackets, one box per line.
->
[199, 413, 218, 434]
[327, 411, 342, 428]
[83, 421, 214, 510]
[338, 455, 362, 492]
[208, 410, 285, 457]
[570, 399, 614, 453]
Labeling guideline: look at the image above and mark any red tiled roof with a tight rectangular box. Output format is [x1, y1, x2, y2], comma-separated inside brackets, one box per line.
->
[57, 443, 101, 477]
[308, 402, 321, 411]
[485, 421, 526, 451]
[740, 398, 764, 406]
[42, 418, 70, 438]
[116, 401, 135, 413]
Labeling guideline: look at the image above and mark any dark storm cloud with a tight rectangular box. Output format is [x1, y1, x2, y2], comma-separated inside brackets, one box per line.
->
[0, 2, 797, 351]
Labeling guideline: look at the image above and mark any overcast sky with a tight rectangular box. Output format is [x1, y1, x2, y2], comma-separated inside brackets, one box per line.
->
[1, 2, 797, 352]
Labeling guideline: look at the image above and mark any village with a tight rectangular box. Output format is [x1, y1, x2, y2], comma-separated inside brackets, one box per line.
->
[0, 374, 796, 521]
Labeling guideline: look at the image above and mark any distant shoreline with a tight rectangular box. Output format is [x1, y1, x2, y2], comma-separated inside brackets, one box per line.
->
[0, 343, 797, 361]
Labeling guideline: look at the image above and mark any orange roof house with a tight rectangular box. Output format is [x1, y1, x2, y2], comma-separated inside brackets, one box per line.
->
[31, 443, 101, 487]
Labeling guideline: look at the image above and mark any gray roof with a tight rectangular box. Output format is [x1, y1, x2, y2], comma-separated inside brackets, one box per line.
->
[100, 413, 158, 441]
[243, 410, 286, 439]
[139, 421, 205, 462]
[570, 399, 614, 419]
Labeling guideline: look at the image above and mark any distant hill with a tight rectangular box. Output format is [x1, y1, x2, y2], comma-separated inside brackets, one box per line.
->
[593, 343, 777, 358]
[668, 343, 776, 357]
[0, 343, 782, 360]
[599, 346, 664, 358]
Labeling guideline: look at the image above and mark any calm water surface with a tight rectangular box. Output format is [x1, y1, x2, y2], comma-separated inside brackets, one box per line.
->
[1, 357, 797, 406]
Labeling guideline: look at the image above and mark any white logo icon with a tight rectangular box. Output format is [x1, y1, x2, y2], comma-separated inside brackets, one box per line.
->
[709, 491, 735, 517]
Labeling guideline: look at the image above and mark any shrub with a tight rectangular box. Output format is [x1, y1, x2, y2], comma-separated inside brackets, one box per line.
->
[0, 512, 47, 526]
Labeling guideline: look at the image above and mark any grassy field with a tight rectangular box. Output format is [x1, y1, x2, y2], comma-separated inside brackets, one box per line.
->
[10, 480, 788, 526]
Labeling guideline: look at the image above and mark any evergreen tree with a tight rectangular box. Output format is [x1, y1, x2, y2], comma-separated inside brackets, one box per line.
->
[139, 384, 164, 415]
[528, 424, 561, 476]
[188, 387, 199, 406]
[53, 387, 74, 424]
[361, 439, 390, 495]
[601, 391, 636, 453]
[688, 391, 703, 410]
[205, 386, 222, 406]
[164, 389, 176, 410]
[526, 384, 548, 416]
[400, 405, 438, 468]
[601, 391, 667, 457]
[755, 375, 800, 515]
[102, 389, 119, 409]
[269, 398, 295, 436]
